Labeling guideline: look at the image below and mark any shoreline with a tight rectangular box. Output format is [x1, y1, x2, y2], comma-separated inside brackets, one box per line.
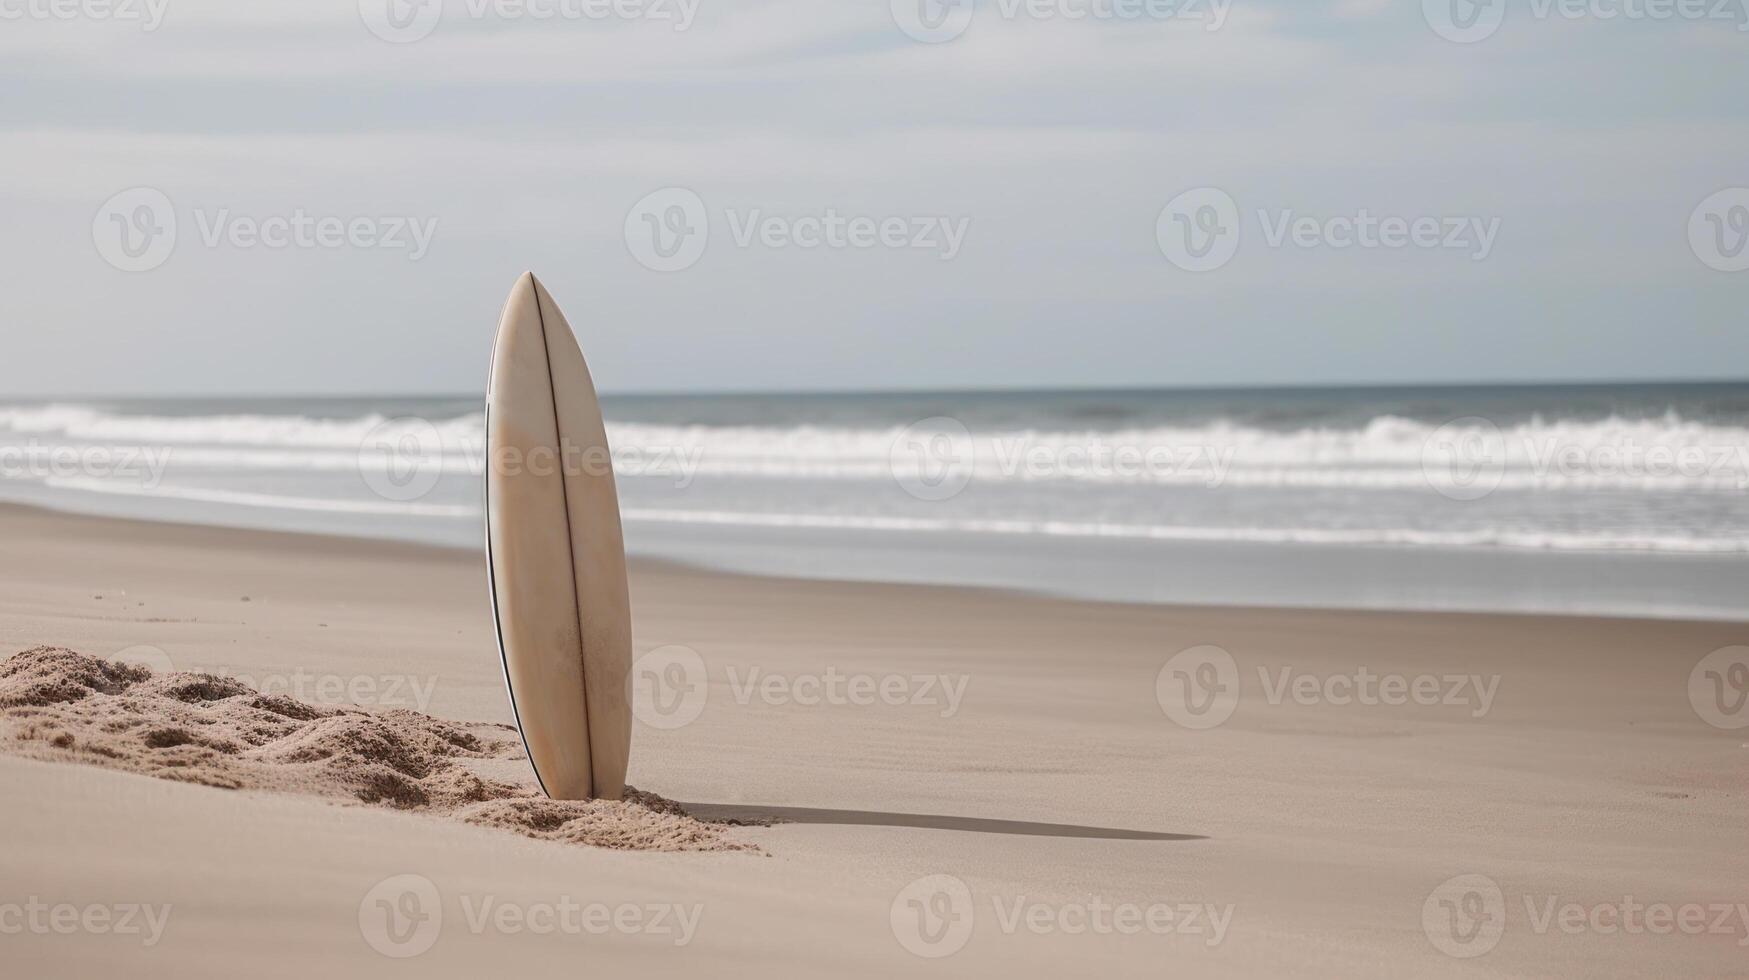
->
[4, 499, 1743, 626]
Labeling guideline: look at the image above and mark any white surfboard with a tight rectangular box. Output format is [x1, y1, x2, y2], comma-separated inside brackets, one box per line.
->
[485, 272, 632, 801]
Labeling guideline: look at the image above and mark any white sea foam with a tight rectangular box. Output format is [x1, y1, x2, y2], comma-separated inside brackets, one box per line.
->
[19, 478, 1747, 554]
[606, 416, 1749, 490]
[40, 476, 477, 518]
[6, 403, 1746, 556]
[0, 404, 483, 450]
[615, 508, 1748, 553]
[7, 405, 1742, 491]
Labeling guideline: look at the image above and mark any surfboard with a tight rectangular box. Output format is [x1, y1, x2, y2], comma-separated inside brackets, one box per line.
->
[485, 272, 632, 801]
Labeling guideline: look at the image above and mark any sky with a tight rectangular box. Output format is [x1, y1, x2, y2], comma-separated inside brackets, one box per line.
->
[1, 0, 1746, 397]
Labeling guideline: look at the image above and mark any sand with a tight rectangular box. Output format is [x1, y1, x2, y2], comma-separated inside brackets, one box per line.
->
[0, 503, 1743, 978]
[0, 646, 753, 853]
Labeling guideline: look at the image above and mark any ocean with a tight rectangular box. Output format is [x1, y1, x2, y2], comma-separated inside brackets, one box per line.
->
[2, 383, 1746, 620]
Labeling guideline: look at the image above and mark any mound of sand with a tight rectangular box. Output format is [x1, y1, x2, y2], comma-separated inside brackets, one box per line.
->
[0, 647, 755, 853]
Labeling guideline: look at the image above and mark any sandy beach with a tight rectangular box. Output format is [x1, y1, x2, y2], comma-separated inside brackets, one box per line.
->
[1, 502, 1744, 977]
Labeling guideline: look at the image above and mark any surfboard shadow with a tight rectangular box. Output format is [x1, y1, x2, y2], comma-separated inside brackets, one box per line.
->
[677, 803, 1206, 841]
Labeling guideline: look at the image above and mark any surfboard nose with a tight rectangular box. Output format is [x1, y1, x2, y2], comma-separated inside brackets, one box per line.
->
[501, 273, 545, 337]
[508, 272, 569, 331]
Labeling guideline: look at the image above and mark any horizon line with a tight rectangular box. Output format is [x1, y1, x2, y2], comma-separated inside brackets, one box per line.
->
[10, 376, 1749, 402]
